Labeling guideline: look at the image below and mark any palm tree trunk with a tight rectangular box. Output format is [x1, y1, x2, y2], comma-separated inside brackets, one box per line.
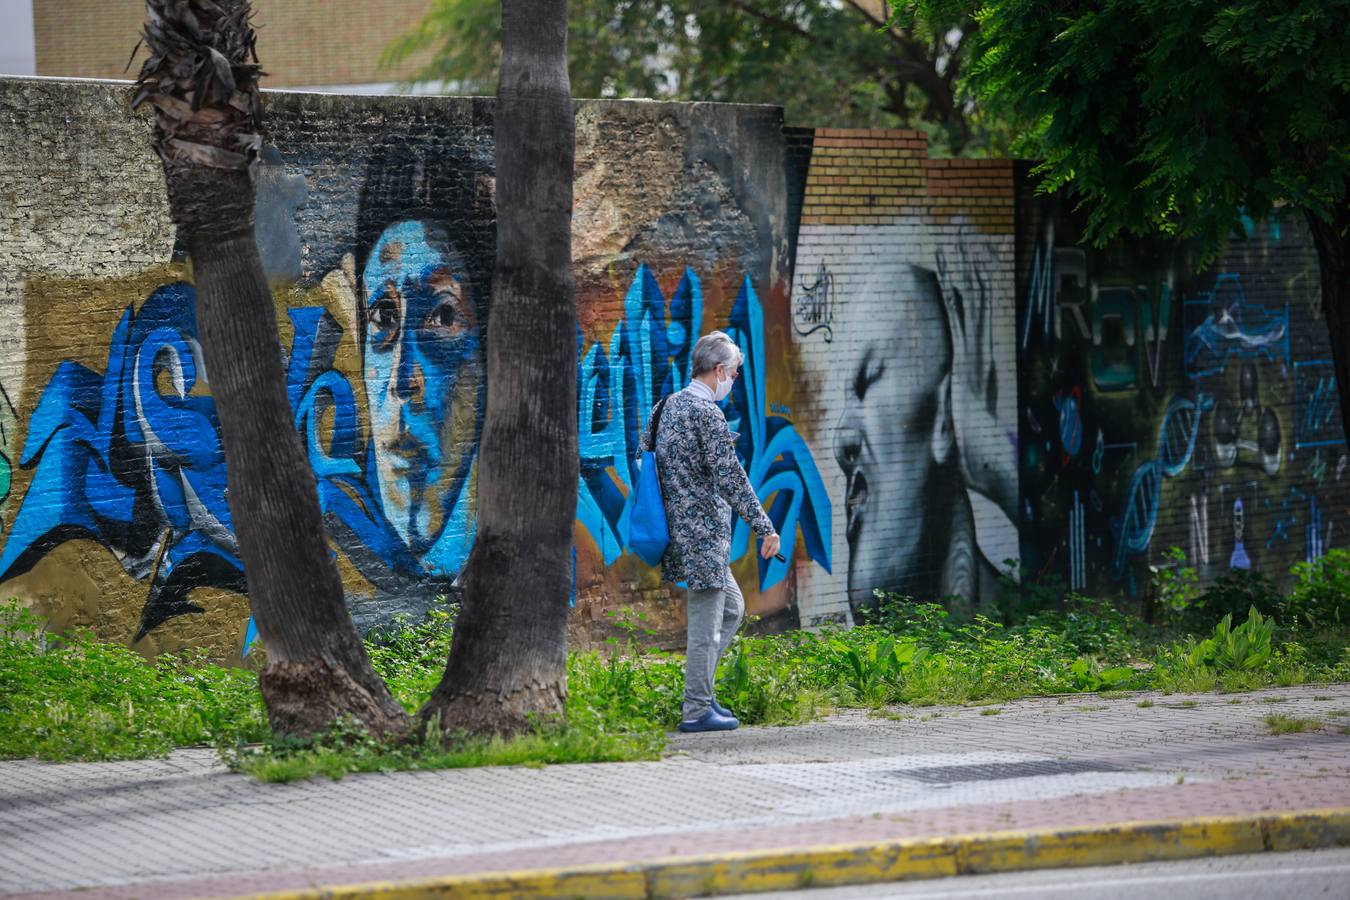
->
[419, 0, 577, 738]
[135, 0, 406, 739]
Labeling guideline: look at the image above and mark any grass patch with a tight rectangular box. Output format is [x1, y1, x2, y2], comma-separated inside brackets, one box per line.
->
[3, 580, 1347, 775]
[0, 604, 266, 761]
[227, 716, 665, 783]
[1264, 713, 1323, 735]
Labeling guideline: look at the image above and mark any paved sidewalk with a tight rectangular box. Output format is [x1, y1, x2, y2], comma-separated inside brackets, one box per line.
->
[2, 684, 1348, 898]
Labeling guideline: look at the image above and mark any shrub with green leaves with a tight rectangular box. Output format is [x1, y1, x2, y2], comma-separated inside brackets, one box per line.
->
[1286, 550, 1350, 629]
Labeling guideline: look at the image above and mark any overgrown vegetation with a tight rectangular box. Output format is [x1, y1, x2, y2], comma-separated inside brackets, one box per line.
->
[3, 548, 1348, 778]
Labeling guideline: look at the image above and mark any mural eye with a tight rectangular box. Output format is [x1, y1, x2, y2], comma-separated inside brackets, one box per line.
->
[426, 297, 468, 335]
[368, 300, 399, 333]
[854, 354, 885, 400]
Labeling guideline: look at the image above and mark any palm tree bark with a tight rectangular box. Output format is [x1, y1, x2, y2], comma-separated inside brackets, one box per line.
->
[1307, 202, 1350, 449]
[135, 0, 407, 739]
[419, 0, 577, 738]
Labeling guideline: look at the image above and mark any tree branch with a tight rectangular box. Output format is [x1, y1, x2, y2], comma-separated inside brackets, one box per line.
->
[723, 0, 816, 42]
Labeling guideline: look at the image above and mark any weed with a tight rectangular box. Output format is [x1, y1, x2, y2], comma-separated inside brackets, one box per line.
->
[1286, 550, 1350, 629]
[5, 567, 1348, 772]
[1264, 714, 1322, 735]
[0, 602, 266, 761]
[1150, 547, 1202, 626]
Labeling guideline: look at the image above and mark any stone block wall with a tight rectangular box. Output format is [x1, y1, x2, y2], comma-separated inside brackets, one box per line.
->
[0, 77, 1341, 662]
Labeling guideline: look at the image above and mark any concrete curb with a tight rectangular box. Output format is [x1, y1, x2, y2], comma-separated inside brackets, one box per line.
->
[229, 807, 1350, 899]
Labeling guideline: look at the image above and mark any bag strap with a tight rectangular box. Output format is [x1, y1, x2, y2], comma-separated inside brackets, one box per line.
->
[650, 395, 671, 434]
[641, 395, 670, 457]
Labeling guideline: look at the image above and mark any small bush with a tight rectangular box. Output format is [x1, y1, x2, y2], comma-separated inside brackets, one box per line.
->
[1150, 547, 1203, 626]
[1285, 550, 1350, 629]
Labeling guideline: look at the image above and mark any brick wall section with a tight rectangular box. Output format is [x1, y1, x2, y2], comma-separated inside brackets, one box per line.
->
[33, 0, 435, 87]
[0, 78, 1341, 661]
[1015, 170, 1339, 602]
[791, 128, 1020, 627]
[0, 77, 794, 661]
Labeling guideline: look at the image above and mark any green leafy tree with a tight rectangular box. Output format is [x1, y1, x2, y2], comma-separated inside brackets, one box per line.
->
[383, 0, 1008, 155]
[965, 0, 1350, 439]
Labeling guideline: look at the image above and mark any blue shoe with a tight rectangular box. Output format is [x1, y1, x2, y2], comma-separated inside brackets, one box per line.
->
[677, 709, 740, 733]
[711, 697, 734, 718]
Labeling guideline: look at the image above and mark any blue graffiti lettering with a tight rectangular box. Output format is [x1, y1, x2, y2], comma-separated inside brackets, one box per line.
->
[576, 266, 832, 590]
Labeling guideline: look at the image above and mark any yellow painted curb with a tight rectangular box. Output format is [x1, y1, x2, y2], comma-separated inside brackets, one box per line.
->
[221, 807, 1350, 900]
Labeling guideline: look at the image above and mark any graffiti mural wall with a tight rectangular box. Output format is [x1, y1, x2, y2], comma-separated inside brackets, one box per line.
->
[1, 79, 1342, 662]
[1016, 167, 1342, 599]
[791, 134, 1020, 626]
[0, 80, 837, 658]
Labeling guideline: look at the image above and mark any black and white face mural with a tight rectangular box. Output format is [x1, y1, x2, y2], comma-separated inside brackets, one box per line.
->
[794, 217, 1019, 625]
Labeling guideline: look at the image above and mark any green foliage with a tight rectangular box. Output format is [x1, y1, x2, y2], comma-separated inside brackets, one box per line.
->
[828, 632, 929, 704]
[366, 599, 458, 711]
[383, 0, 1006, 155]
[1154, 607, 1285, 692]
[1150, 548, 1283, 631]
[224, 713, 665, 783]
[1286, 549, 1350, 629]
[0, 601, 267, 761]
[1205, 608, 1275, 672]
[5, 570, 1348, 772]
[1264, 713, 1323, 735]
[1151, 547, 1203, 625]
[968, 0, 1350, 260]
[568, 614, 685, 733]
[717, 635, 834, 724]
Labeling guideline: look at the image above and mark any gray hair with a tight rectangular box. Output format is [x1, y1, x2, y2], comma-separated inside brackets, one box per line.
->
[690, 331, 742, 376]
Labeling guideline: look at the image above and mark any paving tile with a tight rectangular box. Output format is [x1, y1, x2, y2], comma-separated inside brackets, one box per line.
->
[1, 684, 1347, 897]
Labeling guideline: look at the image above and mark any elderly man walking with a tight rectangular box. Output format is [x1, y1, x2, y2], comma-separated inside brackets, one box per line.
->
[640, 331, 781, 733]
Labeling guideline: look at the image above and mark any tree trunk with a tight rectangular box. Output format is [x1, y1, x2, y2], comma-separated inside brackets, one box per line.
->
[1307, 202, 1350, 451]
[419, 0, 577, 738]
[135, 0, 407, 739]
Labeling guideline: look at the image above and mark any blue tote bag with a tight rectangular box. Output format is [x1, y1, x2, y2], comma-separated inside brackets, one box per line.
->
[626, 397, 670, 566]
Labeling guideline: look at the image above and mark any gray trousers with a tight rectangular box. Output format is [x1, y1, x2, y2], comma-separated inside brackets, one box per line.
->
[682, 567, 745, 721]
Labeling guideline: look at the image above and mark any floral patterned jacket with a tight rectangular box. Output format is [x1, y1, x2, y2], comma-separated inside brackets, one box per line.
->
[639, 385, 775, 591]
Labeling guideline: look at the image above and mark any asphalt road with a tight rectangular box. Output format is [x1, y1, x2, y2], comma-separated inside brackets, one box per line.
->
[729, 848, 1350, 899]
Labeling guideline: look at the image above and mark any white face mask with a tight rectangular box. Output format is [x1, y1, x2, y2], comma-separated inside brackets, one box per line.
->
[714, 366, 735, 402]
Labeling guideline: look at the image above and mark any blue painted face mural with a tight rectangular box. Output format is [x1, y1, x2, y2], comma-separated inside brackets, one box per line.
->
[361, 221, 483, 570]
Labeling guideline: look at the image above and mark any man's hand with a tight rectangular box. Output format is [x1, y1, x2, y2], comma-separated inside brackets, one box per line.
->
[760, 532, 781, 559]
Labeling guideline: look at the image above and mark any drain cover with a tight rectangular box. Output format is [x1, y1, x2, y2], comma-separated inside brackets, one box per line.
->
[896, 759, 1128, 784]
